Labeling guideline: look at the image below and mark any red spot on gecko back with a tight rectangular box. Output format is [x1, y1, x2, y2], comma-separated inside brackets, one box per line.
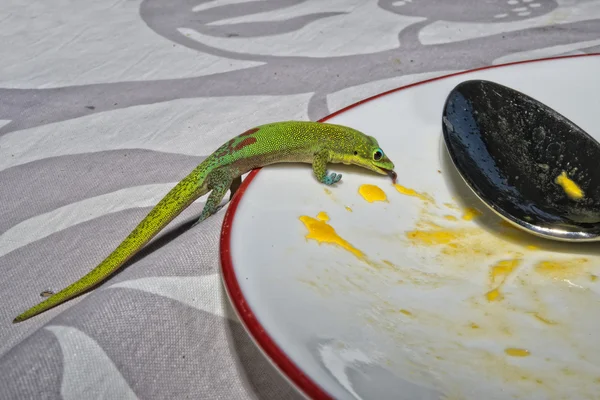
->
[239, 127, 259, 137]
[233, 137, 257, 151]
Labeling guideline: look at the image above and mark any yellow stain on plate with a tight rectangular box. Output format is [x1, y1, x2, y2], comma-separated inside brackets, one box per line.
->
[358, 184, 388, 203]
[406, 229, 461, 246]
[297, 178, 600, 398]
[444, 202, 459, 210]
[444, 215, 458, 221]
[401, 200, 564, 307]
[382, 307, 414, 316]
[297, 278, 333, 297]
[298, 213, 403, 279]
[462, 207, 482, 221]
[299, 214, 364, 258]
[406, 206, 546, 260]
[555, 171, 584, 200]
[534, 258, 589, 281]
[345, 206, 353, 212]
[486, 288, 503, 302]
[415, 219, 443, 230]
[485, 259, 521, 302]
[490, 259, 521, 285]
[316, 211, 329, 221]
[505, 348, 531, 357]
[394, 184, 434, 202]
[532, 313, 557, 326]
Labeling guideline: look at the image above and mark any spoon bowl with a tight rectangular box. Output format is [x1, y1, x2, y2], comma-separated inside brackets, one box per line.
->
[442, 79, 600, 242]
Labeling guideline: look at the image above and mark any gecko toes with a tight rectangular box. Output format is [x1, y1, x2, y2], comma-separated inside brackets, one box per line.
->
[324, 172, 342, 185]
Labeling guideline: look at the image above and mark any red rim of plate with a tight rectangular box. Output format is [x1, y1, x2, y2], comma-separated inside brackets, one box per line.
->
[219, 53, 600, 400]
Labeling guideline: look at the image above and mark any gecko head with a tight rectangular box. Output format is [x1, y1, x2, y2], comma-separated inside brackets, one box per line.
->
[340, 134, 397, 183]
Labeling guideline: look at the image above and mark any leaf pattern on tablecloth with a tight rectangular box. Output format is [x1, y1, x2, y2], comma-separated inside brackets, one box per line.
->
[108, 274, 237, 320]
[45, 325, 138, 400]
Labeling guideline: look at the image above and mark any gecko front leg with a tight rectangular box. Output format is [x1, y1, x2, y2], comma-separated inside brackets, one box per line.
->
[313, 149, 342, 185]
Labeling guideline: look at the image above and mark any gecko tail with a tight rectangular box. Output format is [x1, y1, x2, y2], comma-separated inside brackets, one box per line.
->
[13, 164, 210, 323]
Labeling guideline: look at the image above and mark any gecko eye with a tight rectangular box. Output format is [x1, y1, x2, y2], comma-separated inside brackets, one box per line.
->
[373, 149, 383, 161]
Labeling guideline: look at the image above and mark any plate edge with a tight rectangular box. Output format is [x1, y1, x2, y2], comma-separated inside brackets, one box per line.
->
[219, 52, 600, 400]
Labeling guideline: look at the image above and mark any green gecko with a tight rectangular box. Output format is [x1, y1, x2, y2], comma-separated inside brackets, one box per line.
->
[13, 121, 396, 322]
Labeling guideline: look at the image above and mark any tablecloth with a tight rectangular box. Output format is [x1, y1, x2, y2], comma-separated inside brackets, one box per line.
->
[2, 0, 600, 398]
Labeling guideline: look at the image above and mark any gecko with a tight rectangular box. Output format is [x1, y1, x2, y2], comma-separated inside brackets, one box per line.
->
[13, 120, 397, 322]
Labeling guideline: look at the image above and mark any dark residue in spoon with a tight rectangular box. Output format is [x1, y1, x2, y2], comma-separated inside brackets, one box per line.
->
[442, 79, 600, 240]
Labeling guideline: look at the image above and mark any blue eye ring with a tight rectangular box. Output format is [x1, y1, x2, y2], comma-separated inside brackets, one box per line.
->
[373, 148, 383, 161]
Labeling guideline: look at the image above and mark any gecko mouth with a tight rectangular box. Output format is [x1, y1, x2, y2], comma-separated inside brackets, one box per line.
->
[377, 167, 397, 183]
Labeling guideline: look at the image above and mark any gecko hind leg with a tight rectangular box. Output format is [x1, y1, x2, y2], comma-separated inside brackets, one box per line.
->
[229, 176, 242, 201]
[193, 171, 233, 226]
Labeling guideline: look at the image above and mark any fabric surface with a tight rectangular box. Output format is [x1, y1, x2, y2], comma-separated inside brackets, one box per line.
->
[1, 1, 600, 398]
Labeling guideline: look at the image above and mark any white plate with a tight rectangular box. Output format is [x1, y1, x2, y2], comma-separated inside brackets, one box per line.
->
[220, 54, 600, 400]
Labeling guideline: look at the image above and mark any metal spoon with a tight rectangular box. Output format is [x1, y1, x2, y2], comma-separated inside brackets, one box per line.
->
[442, 79, 600, 242]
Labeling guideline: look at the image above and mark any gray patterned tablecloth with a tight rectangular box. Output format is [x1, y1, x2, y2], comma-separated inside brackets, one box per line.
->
[2, 1, 600, 399]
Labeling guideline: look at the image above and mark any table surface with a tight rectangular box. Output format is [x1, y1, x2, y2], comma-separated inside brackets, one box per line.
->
[2, 1, 600, 399]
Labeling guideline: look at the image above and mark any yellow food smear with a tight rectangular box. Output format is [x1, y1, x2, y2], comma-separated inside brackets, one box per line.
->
[407, 221, 531, 260]
[484, 259, 521, 302]
[345, 206, 353, 212]
[406, 230, 460, 245]
[486, 288, 502, 302]
[416, 219, 442, 230]
[533, 313, 557, 325]
[470, 323, 480, 329]
[555, 171, 584, 200]
[399, 309, 413, 316]
[316, 211, 329, 221]
[358, 184, 388, 203]
[534, 258, 589, 281]
[462, 207, 482, 221]
[490, 259, 521, 286]
[324, 188, 332, 195]
[444, 215, 458, 221]
[394, 184, 433, 202]
[299, 215, 364, 258]
[505, 348, 531, 357]
[407, 225, 500, 260]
